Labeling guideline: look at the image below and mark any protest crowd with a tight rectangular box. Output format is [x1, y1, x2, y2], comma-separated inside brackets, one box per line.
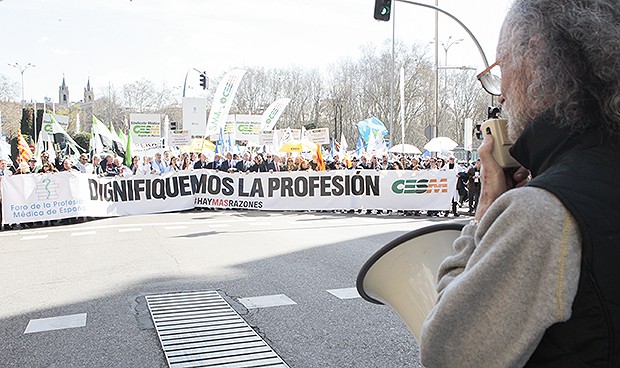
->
[0, 147, 480, 230]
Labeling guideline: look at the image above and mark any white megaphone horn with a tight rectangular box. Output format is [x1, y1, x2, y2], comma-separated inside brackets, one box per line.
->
[356, 222, 465, 341]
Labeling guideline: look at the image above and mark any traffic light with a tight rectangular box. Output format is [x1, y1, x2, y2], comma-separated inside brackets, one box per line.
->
[374, 0, 392, 21]
[199, 72, 207, 90]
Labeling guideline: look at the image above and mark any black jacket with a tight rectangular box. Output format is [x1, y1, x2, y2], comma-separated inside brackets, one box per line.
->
[511, 111, 620, 368]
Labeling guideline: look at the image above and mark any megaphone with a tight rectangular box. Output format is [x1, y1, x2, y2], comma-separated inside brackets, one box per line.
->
[356, 222, 465, 341]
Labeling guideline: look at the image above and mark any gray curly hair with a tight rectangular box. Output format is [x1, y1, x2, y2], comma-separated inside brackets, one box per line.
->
[504, 0, 620, 137]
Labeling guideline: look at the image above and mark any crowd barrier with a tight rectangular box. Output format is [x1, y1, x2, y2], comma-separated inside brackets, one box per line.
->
[1, 169, 457, 224]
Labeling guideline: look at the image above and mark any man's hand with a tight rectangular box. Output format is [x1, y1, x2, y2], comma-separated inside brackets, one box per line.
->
[475, 134, 529, 221]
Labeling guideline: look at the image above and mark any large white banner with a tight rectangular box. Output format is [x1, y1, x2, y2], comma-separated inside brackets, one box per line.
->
[130, 113, 161, 147]
[182, 97, 207, 137]
[261, 98, 291, 131]
[1, 170, 456, 224]
[205, 69, 246, 137]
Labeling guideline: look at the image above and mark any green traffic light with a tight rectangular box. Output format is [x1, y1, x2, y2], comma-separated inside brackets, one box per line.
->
[381, 6, 390, 16]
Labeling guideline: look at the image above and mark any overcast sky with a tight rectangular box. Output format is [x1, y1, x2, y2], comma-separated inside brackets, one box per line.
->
[0, 0, 513, 103]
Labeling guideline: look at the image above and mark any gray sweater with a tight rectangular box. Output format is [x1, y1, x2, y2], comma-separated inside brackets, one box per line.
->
[420, 187, 582, 368]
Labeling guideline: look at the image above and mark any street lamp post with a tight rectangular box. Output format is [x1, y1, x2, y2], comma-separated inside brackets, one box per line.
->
[439, 36, 463, 135]
[441, 36, 463, 71]
[8, 62, 35, 108]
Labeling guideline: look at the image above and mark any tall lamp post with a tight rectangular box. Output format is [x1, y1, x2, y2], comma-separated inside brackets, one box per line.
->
[8, 62, 35, 108]
[439, 36, 463, 135]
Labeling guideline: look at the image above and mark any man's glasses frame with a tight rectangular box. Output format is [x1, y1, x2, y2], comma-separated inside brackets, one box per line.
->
[476, 59, 502, 96]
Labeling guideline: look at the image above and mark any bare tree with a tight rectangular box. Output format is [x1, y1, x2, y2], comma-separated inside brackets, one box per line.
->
[0, 74, 19, 102]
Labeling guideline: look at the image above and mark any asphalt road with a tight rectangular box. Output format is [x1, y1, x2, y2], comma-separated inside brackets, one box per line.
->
[0, 210, 467, 367]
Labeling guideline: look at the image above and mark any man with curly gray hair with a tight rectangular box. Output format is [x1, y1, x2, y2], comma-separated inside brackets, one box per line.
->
[420, 1, 620, 367]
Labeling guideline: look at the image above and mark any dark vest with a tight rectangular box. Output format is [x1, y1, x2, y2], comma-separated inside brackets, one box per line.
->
[510, 112, 620, 367]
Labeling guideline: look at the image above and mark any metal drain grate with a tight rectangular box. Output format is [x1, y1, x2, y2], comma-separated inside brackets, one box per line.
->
[146, 290, 289, 368]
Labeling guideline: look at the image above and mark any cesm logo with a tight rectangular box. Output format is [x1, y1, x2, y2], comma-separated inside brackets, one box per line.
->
[391, 178, 449, 194]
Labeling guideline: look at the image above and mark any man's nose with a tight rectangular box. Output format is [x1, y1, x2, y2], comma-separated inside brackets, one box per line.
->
[498, 94, 506, 105]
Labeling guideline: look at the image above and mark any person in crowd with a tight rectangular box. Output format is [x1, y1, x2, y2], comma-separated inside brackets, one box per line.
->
[59, 158, 79, 172]
[103, 155, 119, 177]
[75, 154, 92, 174]
[420, 1, 620, 366]
[162, 150, 171, 168]
[0, 159, 13, 176]
[349, 157, 360, 170]
[169, 156, 181, 172]
[272, 155, 283, 172]
[129, 156, 141, 175]
[466, 159, 481, 214]
[180, 153, 192, 171]
[284, 157, 297, 172]
[326, 154, 338, 170]
[266, 153, 281, 172]
[11, 156, 21, 172]
[235, 152, 253, 172]
[137, 156, 153, 175]
[379, 155, 393, 170]
[219, 152, 236, 172]
[367, 155, 379, 170]
[14, 162, 30, 175]
[206, 153, 222, 170]
[151, 152, 167, 174]
[392, 161, 403, 170]
[442, 156, 465, 217]
[179, 154, 190, 171]
[250, 153, 268, 172]
[436, 158, 445, 169]
[38, 162, 57, 174]
[193, 153, 209, 170]
[40, 152, 51, 168]
[113, 157, 131, 176]
[92, 155, 105, 176]
[26, 158, 38, 173]
[358, 156, 369, 169]
[298, 159, 310, 171]
[427, 158, 439, 170]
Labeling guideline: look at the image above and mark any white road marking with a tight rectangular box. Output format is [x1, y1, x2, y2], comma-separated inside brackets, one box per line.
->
[327, 287, 361, 300]
[24, 313, 87, 334]
[118, 228, 143, 233]
[208, 224, 230, 228]
[163, 226, 188, 230]
[238, 294, 297, 309]
[70, 231, 96, 237]
[20, 235, 49, 241]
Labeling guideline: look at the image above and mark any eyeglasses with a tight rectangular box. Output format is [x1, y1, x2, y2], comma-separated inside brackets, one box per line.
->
[476, 59, 502, 96]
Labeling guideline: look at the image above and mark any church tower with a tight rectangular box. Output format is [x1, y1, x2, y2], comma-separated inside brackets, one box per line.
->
[84, 78, 94, 103]
[59, 75, 70, 106]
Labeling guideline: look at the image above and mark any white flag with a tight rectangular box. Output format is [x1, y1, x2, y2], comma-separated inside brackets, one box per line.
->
[261, 98, 291, 131]
[205, 69, 246, 137]
[340, 133, 348, 156]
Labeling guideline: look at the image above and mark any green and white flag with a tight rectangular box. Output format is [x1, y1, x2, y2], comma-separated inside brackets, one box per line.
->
[261, 98, 291, 131]
[205, 69, 246, 138]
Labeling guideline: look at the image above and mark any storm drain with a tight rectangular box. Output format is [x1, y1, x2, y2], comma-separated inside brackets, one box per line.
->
[146, 290, 289, 368]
